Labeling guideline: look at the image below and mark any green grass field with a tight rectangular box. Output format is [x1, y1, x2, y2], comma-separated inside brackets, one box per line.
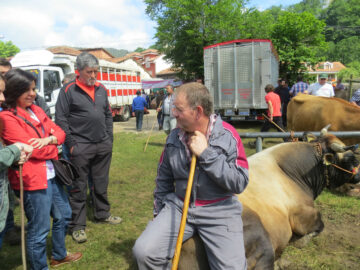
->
[1, 125, 359, 269]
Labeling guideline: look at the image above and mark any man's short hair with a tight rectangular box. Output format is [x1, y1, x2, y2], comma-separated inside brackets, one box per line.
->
[76, 52, 99, 71]
[175, 82, 213, 117]
[0, 58, 12, 69]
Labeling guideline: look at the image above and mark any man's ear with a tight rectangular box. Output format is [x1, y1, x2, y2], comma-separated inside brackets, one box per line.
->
[196, 106, 204, 119]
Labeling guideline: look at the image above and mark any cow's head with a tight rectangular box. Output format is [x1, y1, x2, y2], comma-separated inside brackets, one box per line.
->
[319, 126, 360, 188]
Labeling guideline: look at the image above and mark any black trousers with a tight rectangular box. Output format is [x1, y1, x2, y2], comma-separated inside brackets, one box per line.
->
[68, 139, 113, 232]
[261, 116, 284, 132]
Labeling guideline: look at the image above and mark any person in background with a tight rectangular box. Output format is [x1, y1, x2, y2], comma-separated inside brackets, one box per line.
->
[157, 85, 176, 134]
[155, 90, 164, 130]
[308, 74, 335, 97]
[0, 58, 12, 76]
[334, 78, 345, 91]
[350, 88, 360, 106]
[133, 82, 249, 269]
[56, 52, 121, 244]
[62, 73, 77, 86]
[274, 79, 290, 128]
[289, 75, 309, 97]
[0, 69, 82, 268]
[132, 90, 148, 131]
[261, 84, 284, 133]
[141, 89, 150, 108]
[0, 59, 51, 118]
[0, 73, 33, 250]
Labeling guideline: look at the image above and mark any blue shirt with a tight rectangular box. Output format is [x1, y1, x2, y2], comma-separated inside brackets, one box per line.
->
[132, 96, 148, 111]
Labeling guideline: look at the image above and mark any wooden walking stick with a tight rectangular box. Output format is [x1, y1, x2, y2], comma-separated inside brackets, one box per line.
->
[19, 164, 27, 270]
[262, 113, 286, 133]
[172, 155, 197, 270]
[144, 100, 163, 152]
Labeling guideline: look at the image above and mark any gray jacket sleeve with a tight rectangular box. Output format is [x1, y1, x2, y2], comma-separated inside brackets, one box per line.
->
[198, 133, 249, 194]
[0, 144, 21, 171]
[153, 146, 175, 216]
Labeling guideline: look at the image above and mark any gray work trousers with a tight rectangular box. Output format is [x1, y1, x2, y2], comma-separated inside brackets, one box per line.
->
[133, 193, 247, 270]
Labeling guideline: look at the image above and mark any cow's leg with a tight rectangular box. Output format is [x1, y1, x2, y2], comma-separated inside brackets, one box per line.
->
[179, 207, 276, 270]
[289, 205, 324, 248]
[243, 208, 275, 270]
[290, 206, 324, 236]
[179, 235, 209, 270]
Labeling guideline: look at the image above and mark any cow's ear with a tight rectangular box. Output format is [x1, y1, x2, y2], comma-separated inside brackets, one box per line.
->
[303, 132, 317, 142]
[343, 144, 359, 152]
[323, 153, 335, 165]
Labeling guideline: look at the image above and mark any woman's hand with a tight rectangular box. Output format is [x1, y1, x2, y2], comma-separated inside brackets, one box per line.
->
[28, 137, 53, 149]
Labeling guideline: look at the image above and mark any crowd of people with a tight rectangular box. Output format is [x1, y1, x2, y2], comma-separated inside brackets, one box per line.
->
[259, 73, 359, 134]
[1, 49, 360, 270]
[0, 53, 122, 269]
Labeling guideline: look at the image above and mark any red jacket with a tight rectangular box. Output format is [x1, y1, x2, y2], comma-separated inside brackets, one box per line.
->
[0, 105, 65, 191]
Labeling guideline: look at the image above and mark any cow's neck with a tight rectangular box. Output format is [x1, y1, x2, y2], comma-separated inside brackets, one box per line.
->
[275, 143, 326, 199]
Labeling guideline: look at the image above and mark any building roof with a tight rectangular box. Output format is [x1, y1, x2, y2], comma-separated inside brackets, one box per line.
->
[157, 67, 180, 75]
[47, 46, 82, 56]
[141, 49, 159, 55]
[308, 61, 346, 73]
[79, 48, 115, 59]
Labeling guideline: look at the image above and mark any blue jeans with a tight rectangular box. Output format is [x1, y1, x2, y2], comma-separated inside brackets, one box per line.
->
[21, 177, 71, 270]
[135, 110, 144, 131]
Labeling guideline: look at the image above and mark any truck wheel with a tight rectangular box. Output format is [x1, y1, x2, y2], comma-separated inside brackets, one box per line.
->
[119, 106, 130, 122]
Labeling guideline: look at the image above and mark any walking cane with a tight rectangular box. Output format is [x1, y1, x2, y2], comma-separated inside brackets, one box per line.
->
[144, 100, 163, 152]
[19, 164, 27, 270]
[262, 113, 286, 133]
[172, 155, 197, 270]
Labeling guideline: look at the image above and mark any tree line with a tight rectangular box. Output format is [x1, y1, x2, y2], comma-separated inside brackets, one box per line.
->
[145, 0, 360, 83]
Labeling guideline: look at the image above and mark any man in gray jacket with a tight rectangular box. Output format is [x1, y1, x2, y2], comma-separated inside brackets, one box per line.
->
[133, 82, 249, 269]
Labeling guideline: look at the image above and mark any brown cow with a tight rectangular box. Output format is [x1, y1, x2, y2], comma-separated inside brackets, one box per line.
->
[178, 129, 360, 270]
[287, 94, 360, 145]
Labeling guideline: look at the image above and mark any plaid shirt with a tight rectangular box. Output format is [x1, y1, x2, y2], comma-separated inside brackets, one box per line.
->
[290, 81, 309, 96]
[350, 89, 360, 106]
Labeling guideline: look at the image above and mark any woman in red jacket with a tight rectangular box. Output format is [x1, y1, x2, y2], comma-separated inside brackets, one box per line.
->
[0, 69, 82, 269]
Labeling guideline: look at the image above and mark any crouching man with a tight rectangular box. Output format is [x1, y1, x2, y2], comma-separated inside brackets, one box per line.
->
[133, 82, 249, 269]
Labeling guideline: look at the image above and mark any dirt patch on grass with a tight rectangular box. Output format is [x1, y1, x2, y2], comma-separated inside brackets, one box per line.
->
[278, 196, 360, 269]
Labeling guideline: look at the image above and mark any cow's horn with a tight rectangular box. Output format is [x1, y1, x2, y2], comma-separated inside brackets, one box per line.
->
[330, 142, 345, 153]
[320, 124, 331, 136]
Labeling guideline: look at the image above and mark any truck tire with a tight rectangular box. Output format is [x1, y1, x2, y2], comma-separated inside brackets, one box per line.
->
[119, 105, 130, 122]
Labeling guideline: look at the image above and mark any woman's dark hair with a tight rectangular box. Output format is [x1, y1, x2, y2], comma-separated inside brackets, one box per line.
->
[3, 69, 36, 109]
[0, 73, 5, 82]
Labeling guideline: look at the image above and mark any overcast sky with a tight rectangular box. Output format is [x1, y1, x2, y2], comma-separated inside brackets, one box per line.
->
[0, 0, 302, 52]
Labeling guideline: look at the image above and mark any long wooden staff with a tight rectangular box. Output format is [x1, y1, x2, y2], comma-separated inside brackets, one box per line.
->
[144, 100, 163, 152]
[262, 113, 286, 133]
[19, 164, 27, 270]
[172, 155, 197, 270]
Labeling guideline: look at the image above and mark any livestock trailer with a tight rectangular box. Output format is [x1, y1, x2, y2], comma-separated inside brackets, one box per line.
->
[204, 39, 279, 121]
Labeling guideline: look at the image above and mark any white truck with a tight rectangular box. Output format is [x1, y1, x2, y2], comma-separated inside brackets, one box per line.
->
[203, 39, 279, 121]
[11, 49, 146, 121]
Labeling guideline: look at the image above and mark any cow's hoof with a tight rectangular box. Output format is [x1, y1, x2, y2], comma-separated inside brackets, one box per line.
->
[275, 258, 291, 270]
[290, 232, 318, 249]
[347, 188, 360, 197]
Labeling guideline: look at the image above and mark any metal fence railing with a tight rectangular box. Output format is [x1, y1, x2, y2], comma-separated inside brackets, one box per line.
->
[239, 131, 360, 153]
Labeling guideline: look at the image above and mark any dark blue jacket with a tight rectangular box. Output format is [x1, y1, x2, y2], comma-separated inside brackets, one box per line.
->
[132, 96, 148, 111]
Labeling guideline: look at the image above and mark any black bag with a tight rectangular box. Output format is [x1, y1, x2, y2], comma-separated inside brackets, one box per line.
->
[52, 158, 79, 186]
